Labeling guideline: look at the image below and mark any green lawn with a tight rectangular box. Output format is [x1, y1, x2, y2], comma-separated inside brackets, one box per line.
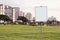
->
[0, 24, 60, 40]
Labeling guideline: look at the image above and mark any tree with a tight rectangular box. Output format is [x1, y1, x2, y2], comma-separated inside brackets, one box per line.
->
[17, 16, 28, 24]
[0, 15, 12, 21]
[46, 16, 57, 26]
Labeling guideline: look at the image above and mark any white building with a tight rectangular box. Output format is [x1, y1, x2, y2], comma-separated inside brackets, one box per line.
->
[0, 4, 5, 15]
[13, 7, 20, 22]
[5, 5, 13, 20]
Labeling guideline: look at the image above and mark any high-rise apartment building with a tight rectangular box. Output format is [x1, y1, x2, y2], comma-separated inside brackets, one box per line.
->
[5, 5, 13, 20]
[13, 7, 20, 22]
[0, 4, 5, 15]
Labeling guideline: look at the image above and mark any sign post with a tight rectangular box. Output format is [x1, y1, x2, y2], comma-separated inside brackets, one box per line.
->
[35, 6, 47, 33]
[40, 25, 42, 33]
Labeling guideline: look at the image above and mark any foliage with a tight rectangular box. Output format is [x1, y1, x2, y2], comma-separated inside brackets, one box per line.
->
[17, 16, 28, 24]
[46, 16, 58, 26]
[0, 15, 11, 21]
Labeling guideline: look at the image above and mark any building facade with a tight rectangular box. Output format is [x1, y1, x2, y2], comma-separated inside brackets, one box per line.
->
[0, 4, 5, 15]
[13, 7, 20, 22]
[5, 5, 13, 20]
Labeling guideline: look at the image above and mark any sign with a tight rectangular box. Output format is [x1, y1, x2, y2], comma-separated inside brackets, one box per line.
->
[35, 6, 48, 33]
[35, 6, 47, 22]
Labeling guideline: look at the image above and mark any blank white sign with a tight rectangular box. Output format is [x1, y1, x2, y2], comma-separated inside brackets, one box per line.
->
[35, 6, 47, 22]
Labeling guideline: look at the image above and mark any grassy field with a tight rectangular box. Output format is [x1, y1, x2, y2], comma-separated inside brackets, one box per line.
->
[0, 24, 60, 40]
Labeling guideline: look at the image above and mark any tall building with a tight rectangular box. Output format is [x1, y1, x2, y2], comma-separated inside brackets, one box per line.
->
[0, 4, 20, 23]
[0, 4, 5, 15]
[13, 7, 20, 22]
[5, 5, 13, 20]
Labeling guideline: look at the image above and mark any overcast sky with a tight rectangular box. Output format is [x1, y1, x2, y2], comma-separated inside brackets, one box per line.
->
[0, 0, 60, 20]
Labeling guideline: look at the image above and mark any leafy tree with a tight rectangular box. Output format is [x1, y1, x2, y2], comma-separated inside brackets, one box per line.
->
[0, 15, 11, 21]
[46, 16, 57, 26]
[17, 16, 28, 24]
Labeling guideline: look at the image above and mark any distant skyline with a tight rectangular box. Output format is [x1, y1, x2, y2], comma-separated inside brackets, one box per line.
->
[0, 0, 60, 21]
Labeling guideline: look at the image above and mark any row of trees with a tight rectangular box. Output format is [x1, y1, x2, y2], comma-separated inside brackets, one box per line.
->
[17, 16, 28, 24]
[0, 15, 12, 21]
[29, 16, 60, 26]
[0, 15, 28, 24]
[46, 16, 60, 26]
[0, 15, 12, 24]
[0, 15, 60, 26]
